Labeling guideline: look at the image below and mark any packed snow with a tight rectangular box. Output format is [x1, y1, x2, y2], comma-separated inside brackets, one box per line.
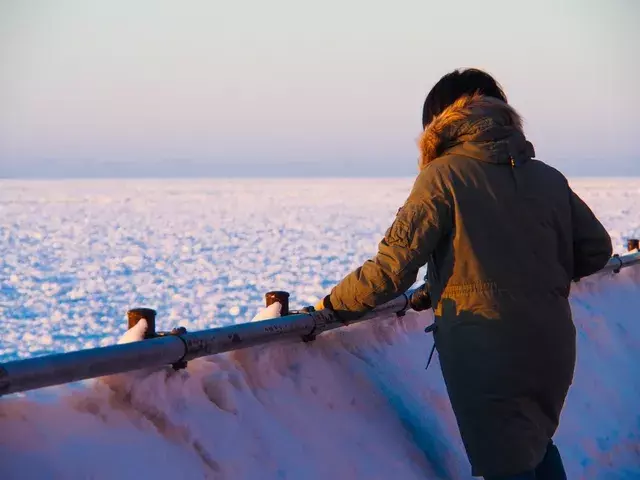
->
[1, 178, 639, 479]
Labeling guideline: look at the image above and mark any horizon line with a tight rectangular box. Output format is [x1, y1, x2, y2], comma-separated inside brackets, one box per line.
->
[2, 174, 640, 181]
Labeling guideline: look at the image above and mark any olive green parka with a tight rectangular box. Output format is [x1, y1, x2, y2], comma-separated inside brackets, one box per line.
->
[327, 94, 612, 477]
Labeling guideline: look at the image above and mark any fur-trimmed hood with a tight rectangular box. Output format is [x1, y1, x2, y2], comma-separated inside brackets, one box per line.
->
[418, 94, 535, 169]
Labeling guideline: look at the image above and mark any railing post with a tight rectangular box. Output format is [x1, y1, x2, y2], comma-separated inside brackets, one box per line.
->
[127, 308, 157, 339]
[265, 291, 290, 316]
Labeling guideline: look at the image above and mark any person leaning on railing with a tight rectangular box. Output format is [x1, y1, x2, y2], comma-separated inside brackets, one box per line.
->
[315, 68, 612, 480]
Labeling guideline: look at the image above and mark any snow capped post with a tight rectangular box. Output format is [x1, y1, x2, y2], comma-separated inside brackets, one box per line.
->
[265, 291, 290, 316]
[127, 308, 157, 339]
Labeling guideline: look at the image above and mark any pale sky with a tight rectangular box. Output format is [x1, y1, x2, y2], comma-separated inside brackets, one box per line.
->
[1, 0, 638, 178]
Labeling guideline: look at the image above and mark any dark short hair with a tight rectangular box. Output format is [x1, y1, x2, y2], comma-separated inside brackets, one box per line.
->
[422, 68, 507, 128]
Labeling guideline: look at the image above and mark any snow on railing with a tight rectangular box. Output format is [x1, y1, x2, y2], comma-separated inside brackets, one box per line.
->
[1, 249, 640, 397]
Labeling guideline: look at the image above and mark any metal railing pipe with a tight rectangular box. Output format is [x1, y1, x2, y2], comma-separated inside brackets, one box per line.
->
[1, 248, 639, 397]
[599, 251, 640, 275]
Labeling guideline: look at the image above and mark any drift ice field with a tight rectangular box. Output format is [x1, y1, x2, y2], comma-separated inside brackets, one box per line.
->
[0, 178, 639, 479]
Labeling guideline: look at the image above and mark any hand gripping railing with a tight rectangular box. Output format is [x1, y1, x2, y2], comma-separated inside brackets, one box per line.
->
[1, 247, 640, 397]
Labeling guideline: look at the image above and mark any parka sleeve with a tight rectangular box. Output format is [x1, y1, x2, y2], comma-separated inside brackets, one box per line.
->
[570, 188, 612, 280]
[327, 166, 452, 320]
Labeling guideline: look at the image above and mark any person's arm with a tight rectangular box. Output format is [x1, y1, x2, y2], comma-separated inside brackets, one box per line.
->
[322, 165, 452, 321]
[570, 188, 612, 280]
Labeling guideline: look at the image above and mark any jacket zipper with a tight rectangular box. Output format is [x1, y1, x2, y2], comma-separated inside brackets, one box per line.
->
[509, 156, 519, 189]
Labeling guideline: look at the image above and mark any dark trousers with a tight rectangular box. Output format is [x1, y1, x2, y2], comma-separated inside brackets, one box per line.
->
[484, 441, 567, 480]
